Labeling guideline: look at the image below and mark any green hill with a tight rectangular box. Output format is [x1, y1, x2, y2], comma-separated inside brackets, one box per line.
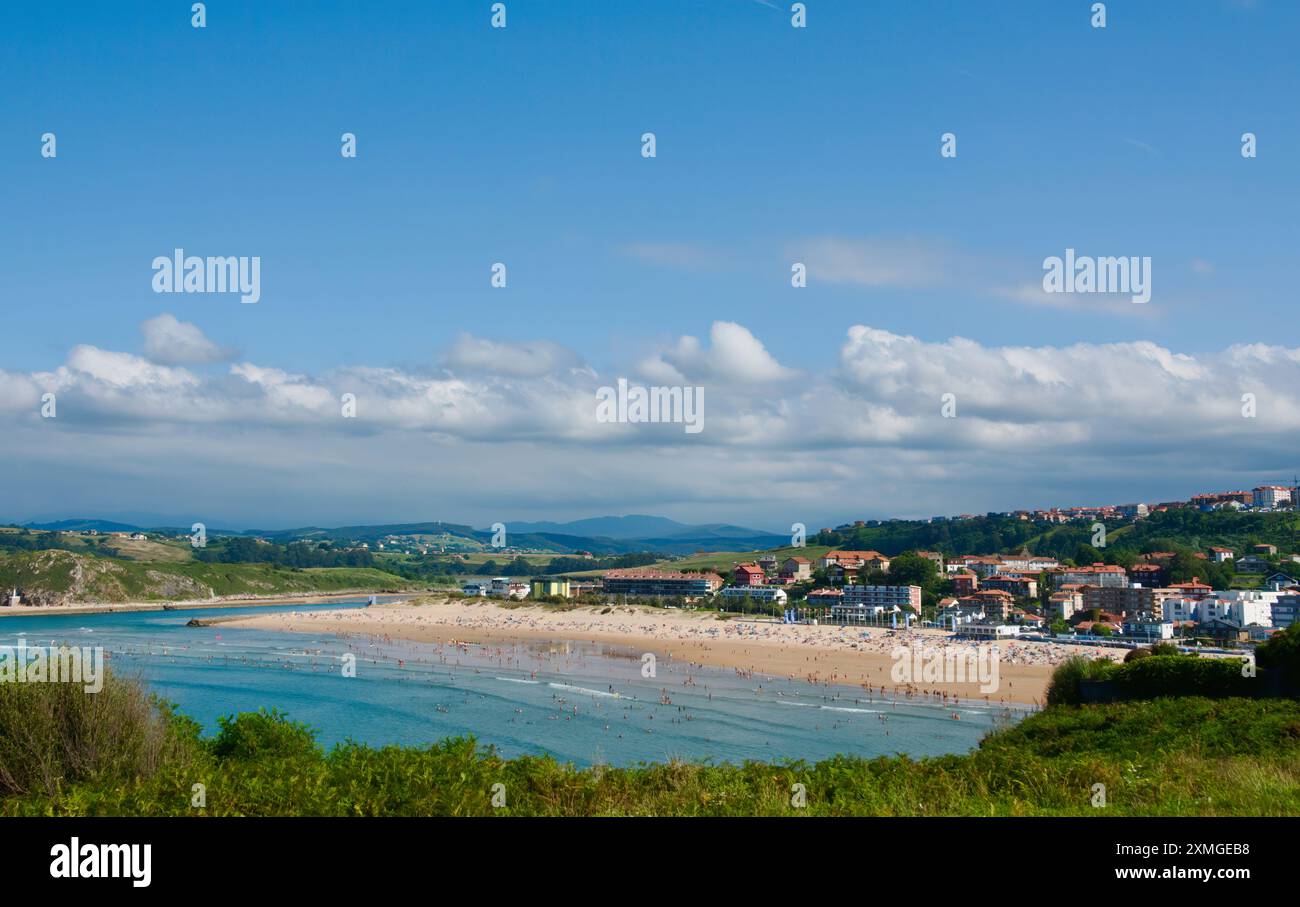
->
[815, 509, 1300, 560]
[0, 549, 417, 606]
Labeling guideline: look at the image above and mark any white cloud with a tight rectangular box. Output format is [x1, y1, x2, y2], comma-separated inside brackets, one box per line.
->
[141, 314, 237, 365]
[639, 321, 798, 384]
[65, 345, 198, 390]
[994, 281, 1159, 315]
[442, 334, 587, 378]
[5, 319, 1300, 524]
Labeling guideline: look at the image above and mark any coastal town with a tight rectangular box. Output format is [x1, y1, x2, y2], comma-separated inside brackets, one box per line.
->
[450, 483, 1300, 654]
[5, 483, 1299, 660]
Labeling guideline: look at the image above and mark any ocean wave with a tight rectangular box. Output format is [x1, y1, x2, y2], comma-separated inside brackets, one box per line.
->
[548, 682, 621, 698]
[820, 706, 882, 714]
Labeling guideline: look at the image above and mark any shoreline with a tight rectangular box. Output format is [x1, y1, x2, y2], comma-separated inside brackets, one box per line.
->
[0, 590, 421, 619]
[219, 598, 1117, 706]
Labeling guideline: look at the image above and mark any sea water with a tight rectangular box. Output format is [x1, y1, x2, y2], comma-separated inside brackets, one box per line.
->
[0, 600, 1029, 767]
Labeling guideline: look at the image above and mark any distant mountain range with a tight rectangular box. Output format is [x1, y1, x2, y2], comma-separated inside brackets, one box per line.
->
[17, 515, 789, 557]
[505, 515, 695, 539]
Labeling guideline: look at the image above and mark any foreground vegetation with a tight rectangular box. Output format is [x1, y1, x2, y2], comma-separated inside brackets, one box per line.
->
[2, 669, 1298, 816]
[1046, 627, 1300, 706]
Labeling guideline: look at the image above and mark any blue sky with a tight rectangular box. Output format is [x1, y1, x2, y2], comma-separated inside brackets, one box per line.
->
[2, 1, 1298, 529]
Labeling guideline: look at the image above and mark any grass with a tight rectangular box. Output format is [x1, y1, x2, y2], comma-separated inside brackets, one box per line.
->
[2, 670, 1298, 816]
[105, 537, 195, 563]
[638, 545, 833, 574]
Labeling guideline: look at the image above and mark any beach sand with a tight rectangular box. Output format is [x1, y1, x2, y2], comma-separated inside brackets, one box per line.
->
[223, 597, 1129, 706]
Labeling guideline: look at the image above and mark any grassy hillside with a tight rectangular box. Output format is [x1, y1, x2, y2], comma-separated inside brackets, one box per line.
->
[0, 549, 417, 605]
[2, 671, 1297, 816]
[658, 545, 832, 574]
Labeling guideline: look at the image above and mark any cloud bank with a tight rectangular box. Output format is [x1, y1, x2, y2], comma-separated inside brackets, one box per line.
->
[3, 318, 1297, 526]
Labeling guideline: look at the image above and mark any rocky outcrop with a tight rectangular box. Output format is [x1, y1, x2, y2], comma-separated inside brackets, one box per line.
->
[0, 550, 213, 606]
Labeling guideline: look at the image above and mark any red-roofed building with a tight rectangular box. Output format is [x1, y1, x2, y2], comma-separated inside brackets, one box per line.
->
[779, 556, 813, 583]
[952, 570, 979, 596]
[981, 573, 1039, 599]
[1163, 578, 1213, 599]
[820, 550, 891, 572]
[1128, 563, 1167, 587]
[964, 589, 1015, 619]
[1053, 563, 1128, 588]
[734, 563, 766, 586]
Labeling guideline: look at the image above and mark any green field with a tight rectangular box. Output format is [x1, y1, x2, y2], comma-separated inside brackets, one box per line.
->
[559, 545, 833, 578]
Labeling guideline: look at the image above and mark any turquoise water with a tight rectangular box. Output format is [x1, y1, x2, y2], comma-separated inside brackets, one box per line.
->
[0, 600, 1029, 766]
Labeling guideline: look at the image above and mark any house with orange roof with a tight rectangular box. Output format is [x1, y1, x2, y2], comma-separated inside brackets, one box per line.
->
[779, 556, 813, 582]
[819, 550, 891, 572]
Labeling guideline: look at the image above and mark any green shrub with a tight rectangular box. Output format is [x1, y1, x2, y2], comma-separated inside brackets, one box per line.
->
[1111, 654, 1253, 700]
[0, 667, 195, 798]
[210, 709, 320, 762]
[1258, 624, 1300, 676]
[1045, 656, 1115, 706]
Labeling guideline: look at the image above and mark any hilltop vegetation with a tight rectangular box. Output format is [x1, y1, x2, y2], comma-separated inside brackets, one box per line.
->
[618, 511, 1299, 584]
[815, 509, 1300, 561]
[0, 549, 416, 606]
[2, 670, 1297, 816]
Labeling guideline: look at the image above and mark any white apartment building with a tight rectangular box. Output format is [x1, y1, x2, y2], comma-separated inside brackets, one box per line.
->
[839, 584, 922, 614]
[1162, 596, 1201, 624]
[719, 586, 788, 605]
[1047, 590, 1084, 621]
[1193, 592, 1276, 628]
[1123, 620, 1175, 640]
[1272, 595, 1300, 630]
[1253, 485, 1293, 508]
[956, 624, 1022, 640]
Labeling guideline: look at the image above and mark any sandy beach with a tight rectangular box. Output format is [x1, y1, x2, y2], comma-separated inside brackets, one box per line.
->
[223, 597, 1130, 706]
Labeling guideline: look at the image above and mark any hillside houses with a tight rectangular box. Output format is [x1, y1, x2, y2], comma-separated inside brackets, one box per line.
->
[779, 556, 813, 582]
[1053, 563, 1128, 588]
[819, 550, 891, 578]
